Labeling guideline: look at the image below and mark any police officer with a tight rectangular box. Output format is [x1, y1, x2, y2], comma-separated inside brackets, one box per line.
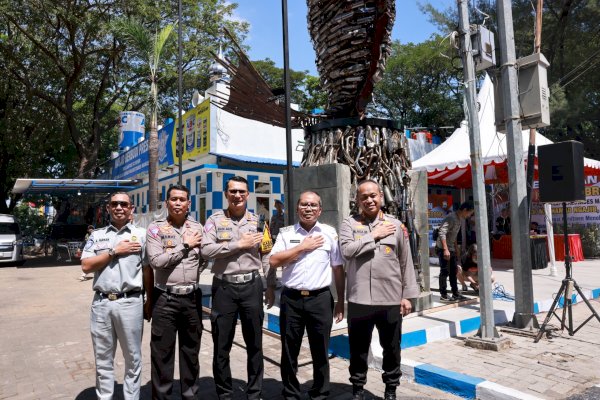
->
[201, 176, 265, 400]
[339, 180, 420, 400]
[81, 192, 149, 400]
[268, 191, 345, 400]
[146, 184, 204, 400]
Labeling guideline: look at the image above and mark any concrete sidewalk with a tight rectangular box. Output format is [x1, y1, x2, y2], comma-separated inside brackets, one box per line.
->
[0, 258, 457, 400]
[199, 256, 600, 399]
[253, 257, 600, 399]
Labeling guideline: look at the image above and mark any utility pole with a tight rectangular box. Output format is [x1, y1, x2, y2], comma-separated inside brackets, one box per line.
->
[177, 0, 183, 186]
[457, 0, 497, 341]
[525, 0, 543, 215]
[497, 0, 538, 329]
[282, 0, 295, 225]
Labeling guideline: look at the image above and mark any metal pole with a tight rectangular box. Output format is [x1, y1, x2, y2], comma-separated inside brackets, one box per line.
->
[497, 0, 538, 329]
[177, 0, 183, 185]
[457, 0, 496, 339]
[526, 0, 543, 219]
[282, 0, 294, 225]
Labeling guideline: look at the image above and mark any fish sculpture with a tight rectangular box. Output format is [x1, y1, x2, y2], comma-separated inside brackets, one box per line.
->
[307, 0, 395, 117]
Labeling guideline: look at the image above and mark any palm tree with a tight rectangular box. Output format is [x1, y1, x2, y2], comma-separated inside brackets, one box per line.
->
[113, 19, 175, 212]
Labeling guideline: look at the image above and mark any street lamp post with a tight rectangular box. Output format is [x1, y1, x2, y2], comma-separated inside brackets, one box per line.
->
[281, 0, 294, 224]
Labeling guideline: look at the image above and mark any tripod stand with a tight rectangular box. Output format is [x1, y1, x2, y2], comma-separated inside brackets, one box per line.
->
[534, 203, 600, 343]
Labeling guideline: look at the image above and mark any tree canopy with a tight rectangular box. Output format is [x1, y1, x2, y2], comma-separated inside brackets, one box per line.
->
[370, 37, 463, 134]
[420, 0, 600, 158]
[0, 0, 248, 210]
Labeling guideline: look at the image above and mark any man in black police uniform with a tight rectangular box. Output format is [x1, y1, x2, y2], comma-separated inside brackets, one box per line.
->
[201, 176, 266, 400]
[146, 184, 204, 400]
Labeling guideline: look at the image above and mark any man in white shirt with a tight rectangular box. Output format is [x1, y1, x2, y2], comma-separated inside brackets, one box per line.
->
[268, 191, 345, 400]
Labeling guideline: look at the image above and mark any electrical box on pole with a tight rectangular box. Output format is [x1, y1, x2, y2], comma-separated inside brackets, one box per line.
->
[494, 52, 551, 132]
[470, 25, 496, 72]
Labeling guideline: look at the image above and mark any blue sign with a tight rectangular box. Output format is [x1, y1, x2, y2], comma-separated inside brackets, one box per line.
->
[159, 122, 175, 168]
[110, 139, 149, 180]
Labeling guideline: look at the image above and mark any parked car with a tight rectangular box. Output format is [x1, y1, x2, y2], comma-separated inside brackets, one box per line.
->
[0, 214, 25, 265]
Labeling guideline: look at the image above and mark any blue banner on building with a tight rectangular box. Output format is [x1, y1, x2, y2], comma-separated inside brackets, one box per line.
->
[110, 139, 149, 180]
[159, 123, 175, 168]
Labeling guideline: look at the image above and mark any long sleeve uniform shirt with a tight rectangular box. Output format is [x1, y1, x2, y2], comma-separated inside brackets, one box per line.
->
[146, 217, 204, 285]
[339, 212, 420, 306]
[201, 210, 264, 276]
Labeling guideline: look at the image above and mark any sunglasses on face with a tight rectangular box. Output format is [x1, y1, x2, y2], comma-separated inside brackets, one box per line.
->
[109, 201, 130, 208]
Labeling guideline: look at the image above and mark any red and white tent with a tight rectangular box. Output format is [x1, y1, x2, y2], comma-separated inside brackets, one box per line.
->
[411, 75, 600, 187]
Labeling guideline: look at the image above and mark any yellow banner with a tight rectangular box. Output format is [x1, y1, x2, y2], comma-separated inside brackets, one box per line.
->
[173, 98, 210, 162]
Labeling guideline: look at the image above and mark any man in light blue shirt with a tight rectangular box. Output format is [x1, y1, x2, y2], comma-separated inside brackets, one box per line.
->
[81, 192, 150, 400]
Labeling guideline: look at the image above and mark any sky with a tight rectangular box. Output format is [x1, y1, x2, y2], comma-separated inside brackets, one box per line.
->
[232, 0, 455, 76]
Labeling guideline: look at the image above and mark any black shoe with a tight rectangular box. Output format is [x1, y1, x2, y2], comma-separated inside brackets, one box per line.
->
[383, 392, 396, 400]
[352, 387, 365, 400]
[384, 386, 396, 400]
[451, 294, 468, 301]
[439, 294, 451, 302]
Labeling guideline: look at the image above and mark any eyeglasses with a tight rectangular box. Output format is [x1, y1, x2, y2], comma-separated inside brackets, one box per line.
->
[227, 189, 248, 195]
[298, 203, 320, 210]
[109, 201, 130, 208]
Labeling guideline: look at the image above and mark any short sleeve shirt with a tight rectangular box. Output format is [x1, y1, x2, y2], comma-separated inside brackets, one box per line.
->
[81, 223, 147, 293]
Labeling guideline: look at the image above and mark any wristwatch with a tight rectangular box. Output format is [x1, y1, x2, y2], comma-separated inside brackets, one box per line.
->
[108, 248, 116, 258]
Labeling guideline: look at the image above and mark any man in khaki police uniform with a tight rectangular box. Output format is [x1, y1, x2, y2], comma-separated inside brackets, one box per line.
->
[201, 176, 265, 400]
[268, 190, 345, 400]
[81, 192, 149, 400]
[146, 184, 204, 400]
[339, 180, 420, 400]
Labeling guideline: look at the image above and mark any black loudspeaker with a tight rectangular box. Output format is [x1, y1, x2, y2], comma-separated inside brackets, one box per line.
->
[538, 141, 585, 203]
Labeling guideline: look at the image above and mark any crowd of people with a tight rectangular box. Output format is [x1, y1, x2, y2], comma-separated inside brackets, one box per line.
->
[81, 177, 419, 400]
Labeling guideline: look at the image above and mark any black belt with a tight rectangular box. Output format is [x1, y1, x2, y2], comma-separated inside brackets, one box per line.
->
[96, 289, 142, 301]
[283, 286, 330, 297]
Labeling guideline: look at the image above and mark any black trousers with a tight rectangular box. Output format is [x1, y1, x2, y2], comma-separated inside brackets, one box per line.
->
[438, 249, 459, 297]
[211, 275, 264, 400]
[280, 288, 334, 400]
[151, 288, 203, 400]
[348, 303, 402, 389]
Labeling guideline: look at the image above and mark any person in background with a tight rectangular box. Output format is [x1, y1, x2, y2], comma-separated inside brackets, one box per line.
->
[530, 221, 541, 234]
[80, 192, 149, 400]
[339, 180, 420, 400]
[436, 201, 474, 302]
[79, 225, 95, 281]
[495, 208, 511, 235]
[269, 199, 285, 239]
[146, 184, 204, 400]
[457, 243, 495, 293]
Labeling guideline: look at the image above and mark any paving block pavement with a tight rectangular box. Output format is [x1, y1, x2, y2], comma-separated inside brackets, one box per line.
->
[0, 259, 459, 400]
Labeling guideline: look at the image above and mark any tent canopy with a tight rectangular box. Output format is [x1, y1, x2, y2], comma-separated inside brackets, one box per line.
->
[411, 75, 600, 188]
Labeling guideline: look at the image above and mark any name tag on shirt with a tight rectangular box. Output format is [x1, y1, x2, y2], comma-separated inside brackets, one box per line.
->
[290, 239, 301, 243]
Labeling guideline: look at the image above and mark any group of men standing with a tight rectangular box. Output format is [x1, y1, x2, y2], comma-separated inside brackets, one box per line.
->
[81, 176, 419, 400]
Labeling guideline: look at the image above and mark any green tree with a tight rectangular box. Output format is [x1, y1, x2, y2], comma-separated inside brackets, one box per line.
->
[421, 0, 600, 158]
[370, 38, 463, 134]
[251, 58, 327, 113]
[0, 0, 248, 196]
[113, 20, 175, 212]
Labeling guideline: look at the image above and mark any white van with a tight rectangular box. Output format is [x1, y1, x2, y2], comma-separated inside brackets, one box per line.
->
[0, 214, 24, 265]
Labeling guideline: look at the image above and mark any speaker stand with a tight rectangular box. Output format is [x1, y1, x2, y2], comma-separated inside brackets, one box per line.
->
[534, 203, 600, 342]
